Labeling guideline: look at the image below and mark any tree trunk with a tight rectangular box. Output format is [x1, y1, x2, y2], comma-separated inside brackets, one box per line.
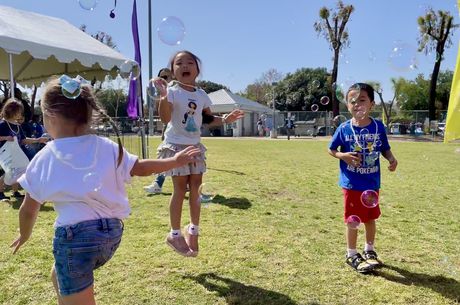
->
[378, 93, 390, 124]
[331, 48, 340, 117]
[428, 50, 442, 120]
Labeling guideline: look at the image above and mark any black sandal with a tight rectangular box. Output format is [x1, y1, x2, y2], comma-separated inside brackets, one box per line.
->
[346, 253, 373, 273]
[363, 250, 383, 268]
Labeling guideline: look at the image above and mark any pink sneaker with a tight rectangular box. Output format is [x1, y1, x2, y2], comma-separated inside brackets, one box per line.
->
[165, 234, 192, 257]
[184, 225, 199, 257]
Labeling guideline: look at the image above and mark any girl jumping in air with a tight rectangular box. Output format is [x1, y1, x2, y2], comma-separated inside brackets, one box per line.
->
[157, 50, 244, 257]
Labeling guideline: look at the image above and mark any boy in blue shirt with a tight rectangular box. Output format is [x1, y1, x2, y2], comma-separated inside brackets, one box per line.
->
[328, 83, 398, 273]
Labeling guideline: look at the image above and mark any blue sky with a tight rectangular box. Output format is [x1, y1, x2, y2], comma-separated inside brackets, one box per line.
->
[1, 0, 459, 101]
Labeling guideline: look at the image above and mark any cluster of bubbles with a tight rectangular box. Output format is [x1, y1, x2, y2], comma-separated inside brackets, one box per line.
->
[157, 16, 186, 46]
[308, 79, 330, 112]
[346, 190, 380, 230]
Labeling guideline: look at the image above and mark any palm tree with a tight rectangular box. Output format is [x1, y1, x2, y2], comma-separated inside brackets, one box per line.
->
[417, 8, 457, 120]
[314, 0, 354, 117]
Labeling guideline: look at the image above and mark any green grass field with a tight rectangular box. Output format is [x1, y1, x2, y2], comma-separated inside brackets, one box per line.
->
[1, 138, 460, 305]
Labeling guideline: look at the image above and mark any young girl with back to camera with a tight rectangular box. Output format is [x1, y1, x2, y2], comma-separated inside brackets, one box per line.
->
[157, 50, 244, 257]
[10, 75, 200, 305]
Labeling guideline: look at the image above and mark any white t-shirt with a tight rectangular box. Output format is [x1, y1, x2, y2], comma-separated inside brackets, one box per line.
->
[164, 84, 212, 145]
[18, 135, 138, 227]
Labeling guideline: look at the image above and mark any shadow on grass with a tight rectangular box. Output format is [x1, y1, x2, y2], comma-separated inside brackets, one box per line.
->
[208, 167, 246, 176]
[184, 273, 300, 305]
[212, 194, 251, 209]
[146, 192, 172, 197]
[377, 264, 460, 303]
[144, 194, 252, 209]
[9, 199, 55, 212]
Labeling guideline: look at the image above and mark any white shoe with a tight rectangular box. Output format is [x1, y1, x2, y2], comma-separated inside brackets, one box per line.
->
[143, 183, 162, 194]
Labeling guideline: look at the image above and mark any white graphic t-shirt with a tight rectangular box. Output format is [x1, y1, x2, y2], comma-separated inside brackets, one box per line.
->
[164, 84, 212, 145]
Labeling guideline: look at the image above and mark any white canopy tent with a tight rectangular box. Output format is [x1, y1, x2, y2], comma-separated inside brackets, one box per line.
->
[0, 5, 133, 88]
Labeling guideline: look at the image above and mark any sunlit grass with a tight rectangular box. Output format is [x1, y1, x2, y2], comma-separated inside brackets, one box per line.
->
[1, 138, 459, 305]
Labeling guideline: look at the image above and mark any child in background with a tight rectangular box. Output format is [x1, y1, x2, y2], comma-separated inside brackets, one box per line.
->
[328, 83, 398, 273]
[10, 75, 200, 305]
[157, 50, 244, 257]
[144, 68, 174, 194]
[0, 99, 48, 200]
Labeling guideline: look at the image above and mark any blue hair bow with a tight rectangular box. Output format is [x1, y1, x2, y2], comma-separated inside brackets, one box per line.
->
[59, 74, 90, 99]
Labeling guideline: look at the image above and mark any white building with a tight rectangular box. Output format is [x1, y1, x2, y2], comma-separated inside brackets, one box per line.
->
[205, 89, 274, 137]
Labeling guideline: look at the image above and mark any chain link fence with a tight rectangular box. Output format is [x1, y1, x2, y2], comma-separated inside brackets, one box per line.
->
[276, 110, 448, 137]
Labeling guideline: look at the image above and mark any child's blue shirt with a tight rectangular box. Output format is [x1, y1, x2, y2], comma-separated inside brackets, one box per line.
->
[329, 118, 390, 191]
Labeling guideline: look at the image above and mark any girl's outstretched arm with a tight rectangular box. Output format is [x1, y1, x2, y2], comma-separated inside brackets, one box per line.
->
[203, 108, 244, 127]
[155, 78, 172, 123]
[130, 146, 201, 176]
[10, 194, 41, 254]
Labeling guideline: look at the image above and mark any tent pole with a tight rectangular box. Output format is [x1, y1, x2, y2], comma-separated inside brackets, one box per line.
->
[8, 53, 14, 97]
[137, 83, 147, 159]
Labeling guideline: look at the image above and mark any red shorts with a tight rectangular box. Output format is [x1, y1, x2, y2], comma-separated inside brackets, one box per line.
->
[343, 189, 381, 223]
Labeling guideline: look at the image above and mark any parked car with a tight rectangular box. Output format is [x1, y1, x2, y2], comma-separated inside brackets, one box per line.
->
[317, 126, 334, 136]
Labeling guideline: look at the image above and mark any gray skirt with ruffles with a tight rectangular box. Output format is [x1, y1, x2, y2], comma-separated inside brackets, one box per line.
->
[157, 142, 207, 176]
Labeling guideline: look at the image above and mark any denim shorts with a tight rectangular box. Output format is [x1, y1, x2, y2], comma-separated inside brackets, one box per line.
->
[53, 218, 124, 296]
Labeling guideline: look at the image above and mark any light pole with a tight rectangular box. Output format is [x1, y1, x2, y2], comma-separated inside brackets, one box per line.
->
[147, 0, 154, 136]
[270, 82, 277, 138]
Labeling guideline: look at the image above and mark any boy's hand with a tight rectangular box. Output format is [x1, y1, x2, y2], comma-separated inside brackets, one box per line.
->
[10, 235, 27, 254]
[388, 158, 398, 171]
[174, 146, 201, 166]
[340, 152, 361, 167]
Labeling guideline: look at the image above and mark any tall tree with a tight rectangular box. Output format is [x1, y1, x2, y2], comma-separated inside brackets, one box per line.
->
[96, 89, 128, 118]
[395, 75, 430, 111]
[435, 70, 453, 111]
[417, 8, 457, 120]
[314, 0, 354, 117]
[241, 68, 283, 105]
[275, 67, 331, 111]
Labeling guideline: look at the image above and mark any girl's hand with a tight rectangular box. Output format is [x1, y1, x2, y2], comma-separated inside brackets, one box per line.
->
[224, 109, 244, 124]
[388, 158, 398, 172]
[10, 235, 28, 254]
[174, 146, 201, 166]
[340, 152, 361, 167]
[5, 136, 14, 142]
[152, 77, 168, 98]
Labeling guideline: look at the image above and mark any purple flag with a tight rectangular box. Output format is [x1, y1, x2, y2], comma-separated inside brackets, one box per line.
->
[127, 0, 142, 118]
